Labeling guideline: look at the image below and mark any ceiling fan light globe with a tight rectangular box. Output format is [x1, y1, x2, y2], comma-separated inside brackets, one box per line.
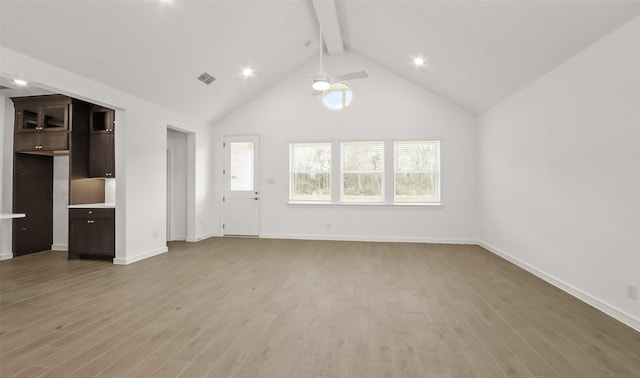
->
[312, 78, 331, 91]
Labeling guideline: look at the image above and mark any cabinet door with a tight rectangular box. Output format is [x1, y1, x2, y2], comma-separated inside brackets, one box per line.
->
[41, 104, 68, 131]
[89, 134, 115, 177]
[40, 132, 69, 151]
[15, 106, 40, 132]
[13, 131, 68, 152]
[69, 209, 115, 257]
[14, 133, 41, 152]
[13, 154, 53, 256]
[90, 107, 115, 134]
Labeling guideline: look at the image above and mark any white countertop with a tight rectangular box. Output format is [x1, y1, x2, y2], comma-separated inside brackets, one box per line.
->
[0, 213, 26, 219]
[68, 203, 115, 209]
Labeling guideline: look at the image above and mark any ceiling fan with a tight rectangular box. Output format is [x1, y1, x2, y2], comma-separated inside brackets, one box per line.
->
[312, 27, 369, 93]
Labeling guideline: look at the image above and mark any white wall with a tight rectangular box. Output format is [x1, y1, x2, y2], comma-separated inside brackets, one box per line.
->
[211, 52, 477, 243]
[478, 15, 640, 330]
[167, 128, 188, 241]
[52, 156, 69, 250]
[0, 96, 12, 259]
[0, 47, 214, 264]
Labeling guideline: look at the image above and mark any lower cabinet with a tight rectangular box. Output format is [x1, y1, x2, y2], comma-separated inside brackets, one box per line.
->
[69, 208, 115, 259]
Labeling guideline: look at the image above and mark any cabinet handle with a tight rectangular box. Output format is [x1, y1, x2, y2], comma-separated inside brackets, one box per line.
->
[88, 211, 93, 214]
[87, 220, 95, 224]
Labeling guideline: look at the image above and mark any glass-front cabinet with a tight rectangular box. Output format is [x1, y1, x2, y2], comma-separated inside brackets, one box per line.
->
[15, 106, 40, 131]
[14, 97, 69, 133]
[42, 105, 68, 131]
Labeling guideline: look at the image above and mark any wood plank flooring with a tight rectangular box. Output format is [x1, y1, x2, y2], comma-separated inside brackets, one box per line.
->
[1, 238, 639, 377]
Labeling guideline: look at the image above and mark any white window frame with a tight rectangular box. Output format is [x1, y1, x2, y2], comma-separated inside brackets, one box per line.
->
[289, 142, 332, 203]
[340, 141, 385, 204]
[393, 140, 441, 204]
[288, 139, 442, 207]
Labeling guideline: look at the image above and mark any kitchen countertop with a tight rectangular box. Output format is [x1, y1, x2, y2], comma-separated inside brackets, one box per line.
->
[68, 203, 115, 209]
[0, 213, 26, 219]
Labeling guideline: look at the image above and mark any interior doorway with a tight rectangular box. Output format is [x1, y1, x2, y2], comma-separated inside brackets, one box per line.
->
[167, 128, 188, 241]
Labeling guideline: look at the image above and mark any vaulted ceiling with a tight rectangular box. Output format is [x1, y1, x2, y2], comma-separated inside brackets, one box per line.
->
[2, 0, 639, 123]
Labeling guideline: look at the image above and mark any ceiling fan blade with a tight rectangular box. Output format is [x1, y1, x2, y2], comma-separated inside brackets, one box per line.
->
[330, 70, 369, 82]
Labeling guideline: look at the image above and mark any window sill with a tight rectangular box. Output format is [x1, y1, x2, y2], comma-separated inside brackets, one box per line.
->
[288, 201, 442, 208]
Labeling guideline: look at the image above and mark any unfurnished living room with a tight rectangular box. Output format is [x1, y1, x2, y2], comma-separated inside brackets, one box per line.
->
[1, 0, 639, 377]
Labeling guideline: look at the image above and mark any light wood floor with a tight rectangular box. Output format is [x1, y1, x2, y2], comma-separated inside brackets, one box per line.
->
[1, 238, 639, 378]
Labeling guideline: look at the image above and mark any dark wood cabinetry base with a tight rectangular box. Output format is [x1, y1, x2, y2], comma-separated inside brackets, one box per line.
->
[68, 208, 115, 259]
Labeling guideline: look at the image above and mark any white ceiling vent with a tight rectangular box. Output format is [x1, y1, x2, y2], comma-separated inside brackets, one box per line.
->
[197, 72, 216, 85]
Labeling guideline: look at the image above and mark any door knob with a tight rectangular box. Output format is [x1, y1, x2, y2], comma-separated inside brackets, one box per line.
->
[254, 197, 259, 200]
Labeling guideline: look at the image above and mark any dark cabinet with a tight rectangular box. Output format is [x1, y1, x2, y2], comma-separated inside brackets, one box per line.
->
[89, 107, 115, 178]
[69, 208, 115, 259]
[90, 107, 115, 134]
[14, 131, 68, 152]
[12, 95, 78, 154]
[12, 154, 54, 257]
[15, 102, 69, 133]
[89, 134, 115, 177]
[11, 95, 116, 261]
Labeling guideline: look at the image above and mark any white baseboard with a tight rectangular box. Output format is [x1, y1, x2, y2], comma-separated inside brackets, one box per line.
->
[0, 252, 13, 260]
[113, 246, 168, 265]
[479, 241, 640, 333]
[186, 232, 221, 243]
[51, 244, 68, 251]
[260, 233, 477, 245]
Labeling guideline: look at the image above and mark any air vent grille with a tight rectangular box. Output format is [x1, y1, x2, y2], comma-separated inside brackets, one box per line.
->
[197, 72, 216, 85]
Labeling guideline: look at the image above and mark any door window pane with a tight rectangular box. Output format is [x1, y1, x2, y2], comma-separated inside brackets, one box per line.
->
[230, 142, 254, 191]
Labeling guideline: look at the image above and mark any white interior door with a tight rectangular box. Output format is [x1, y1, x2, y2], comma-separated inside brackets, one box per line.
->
[223, 136, 260, 236]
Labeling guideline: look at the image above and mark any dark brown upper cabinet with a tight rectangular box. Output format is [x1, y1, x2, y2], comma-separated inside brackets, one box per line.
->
[89, 106, 115, 178]
[89, 134, 115, 178]
[90, 106, 115, 134]
[14, 96, 70, 133]
[11, 95, 92, 156]
[14, 131, 69, 153]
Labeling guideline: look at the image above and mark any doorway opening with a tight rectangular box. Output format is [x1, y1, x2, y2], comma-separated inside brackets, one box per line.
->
[167, 128, 189, 241]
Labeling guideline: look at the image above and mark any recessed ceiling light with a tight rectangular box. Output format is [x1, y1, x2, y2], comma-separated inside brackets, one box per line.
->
[242, 68, 254, 78]
[13, 79, 28, 86]
[413, 57, 425, 67]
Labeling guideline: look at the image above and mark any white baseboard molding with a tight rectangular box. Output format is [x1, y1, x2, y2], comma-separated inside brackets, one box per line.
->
[186, 232, 221, 243]
[113, 246, 168, 265]
[51, 244, 68, 251]
[479, 241, 640, 333]
[260, 233, 477, 245]
[0, 252, 13, 260]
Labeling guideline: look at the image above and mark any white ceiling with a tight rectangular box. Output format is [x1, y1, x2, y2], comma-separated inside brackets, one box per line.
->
[2, 0, 639, 122]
